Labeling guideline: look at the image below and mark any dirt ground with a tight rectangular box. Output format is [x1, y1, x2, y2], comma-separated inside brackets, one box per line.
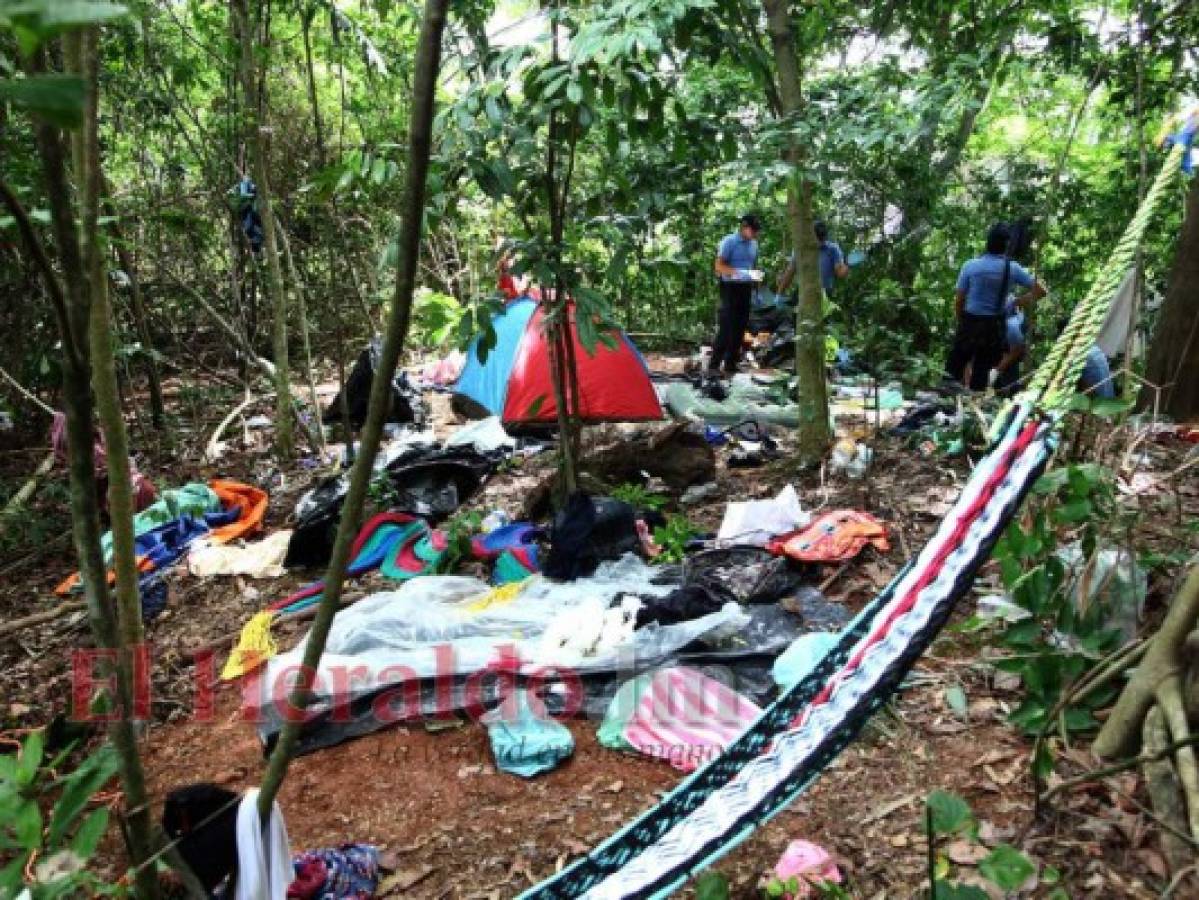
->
[2, 359, 1197, 898]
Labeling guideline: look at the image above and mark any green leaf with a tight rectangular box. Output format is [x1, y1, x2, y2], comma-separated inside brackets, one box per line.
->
[926, 790, 973, 835]
[0, 75, 85, 127]
[14, 799, 42, 850]
[70, 807, 108, 858]
[1062, 706, 1098, 732]
[978, 844, 1035, 891]
[944, 685, 968, 719]
[17, 730, 44, 785]
[48, 746, 118, 847]
[694, 871, 729, 900]
[1089, 396, 1132, 419]
[525, 395, 546, 419]
[1033, 740, 1055, 780]
[933, 883, 989, 900]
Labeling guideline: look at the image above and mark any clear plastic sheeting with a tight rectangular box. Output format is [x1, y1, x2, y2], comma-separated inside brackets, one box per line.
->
[253, 555, 746, 715]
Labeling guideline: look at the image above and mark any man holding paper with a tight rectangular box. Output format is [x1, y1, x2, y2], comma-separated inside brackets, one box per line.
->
[709, 213, 764, 376]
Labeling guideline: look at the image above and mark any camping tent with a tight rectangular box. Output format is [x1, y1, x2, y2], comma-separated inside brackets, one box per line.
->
[453, 297, 663, 425]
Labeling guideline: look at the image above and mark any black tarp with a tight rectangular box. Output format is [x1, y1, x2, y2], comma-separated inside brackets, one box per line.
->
[323, 338, 421, 428]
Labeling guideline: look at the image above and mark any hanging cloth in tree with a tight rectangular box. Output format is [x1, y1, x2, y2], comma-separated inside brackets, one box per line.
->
[234, 176, 264, 252]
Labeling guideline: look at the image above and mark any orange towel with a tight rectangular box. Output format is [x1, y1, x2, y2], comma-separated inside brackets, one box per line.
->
[208, 480, 268, 544]
[55, 480, 269, 596]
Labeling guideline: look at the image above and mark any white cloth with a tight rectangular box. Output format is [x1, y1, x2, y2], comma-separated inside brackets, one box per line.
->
[717, 484, 808, 546]
[1095, 269, 1135, 358]
[234, 788, 292, 900]
[188, 531, 293, 578]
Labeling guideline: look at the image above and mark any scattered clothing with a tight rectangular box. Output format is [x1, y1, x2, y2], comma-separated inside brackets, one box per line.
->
[773, 839, 842, 897]
[234, 788, 292, 900]
[663, 379, 800, 428]
[635, 582, 731, 628]
[767, 510, 890, 563]
[55, 479, 266, 605]
[50, 413, 157, 515]
[100, 482, 219, 565]
[543, 493, 639, 581]
[272, 513, 442, 616]
[598, 667, 761, 772]
[772, 632, 839, 689]
[235, 177, 264, 253]
[289, 844, 380, 900]
[483, 690, 574, 778]
[189, 530, 293, 579]
[418, 350, 466, 387]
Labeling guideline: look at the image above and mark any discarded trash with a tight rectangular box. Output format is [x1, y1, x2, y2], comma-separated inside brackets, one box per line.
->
[244, 415, 271, 430]
[976, 594, 1032, 624]
[543, 493, 639, 581]
[716, 484, 807, 547]
[447, 415, 516, 454]
[480, 509, 511, 533]
[829, 439, 872, 479]
[680, 482, 719, 505]
[598, 667, 761, 772]
[538, 596, 643, 666]
[772, 839, 842, 897]
[323, 338, 421, 428]
[289, 844, 381, 899]
[773, 632, 839, 689]
[685, 547, 806, 606]
[1058, 543, 1146, 642]
[483, 689, 574, 778]
[767, 510, 889, 562]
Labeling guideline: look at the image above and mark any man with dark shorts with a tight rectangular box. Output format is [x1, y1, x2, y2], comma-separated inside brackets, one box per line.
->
[945, 222, 1046, 391]
[709, 214, 764, 376]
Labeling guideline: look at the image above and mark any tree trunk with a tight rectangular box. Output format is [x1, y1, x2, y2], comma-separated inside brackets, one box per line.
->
[763, 0, 829, 464]
[232, 0, 294, 459]
[32, 32, 161, 899]
[1094, 564, 1199, 759]
[1143, 175, 1199, 419]
[256, 0, 449, 816]
[101, 182, 166, 431]
[543, 3, 579, 496]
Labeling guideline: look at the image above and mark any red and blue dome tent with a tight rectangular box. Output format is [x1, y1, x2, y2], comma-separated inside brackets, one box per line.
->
[452, 296, 663, 425]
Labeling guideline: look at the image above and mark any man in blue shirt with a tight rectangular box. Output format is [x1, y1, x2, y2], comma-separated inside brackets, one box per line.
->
[1078, 344, 1116, 399]
[776, 220, 849, 296]
[945, 222, 1046, 391]
[709, 213, 764, 375]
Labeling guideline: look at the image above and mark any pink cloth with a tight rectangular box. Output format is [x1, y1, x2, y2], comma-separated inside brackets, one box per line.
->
[50, 412, 156, 512]
[623, 668, 761, 772]
[774, 840, 841, 897]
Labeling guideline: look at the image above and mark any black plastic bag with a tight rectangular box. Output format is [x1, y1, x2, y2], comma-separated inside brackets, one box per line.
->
[323, 338, 420, 428]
